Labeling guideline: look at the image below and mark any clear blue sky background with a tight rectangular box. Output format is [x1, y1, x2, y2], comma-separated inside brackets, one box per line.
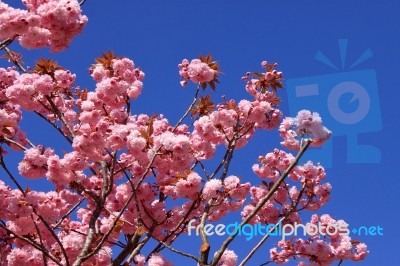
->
[2, 1, 399, 265]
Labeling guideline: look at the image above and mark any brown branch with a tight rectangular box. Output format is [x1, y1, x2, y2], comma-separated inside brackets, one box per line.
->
[199, 203, 211, 265]
[125, 236, 150, 264]
[0, 153, 25, 194]
[72, 159, 114, 265]
[1, 136, 27, 151]
[34, 212, 71, 266]
[0, 38, 13, 50]
[35, 111, 73, 144]
[154, 239, 201, 264]
[220, 137, 237, 181]
[173, 86, 200, 131]
[72, 200, 103, 266]
[45, 96, 75, 139]
[208, 136, 237, 180]
[112, 227, 146, 266]
[3, 47, 26, 72]
[69, 228, 124, 248]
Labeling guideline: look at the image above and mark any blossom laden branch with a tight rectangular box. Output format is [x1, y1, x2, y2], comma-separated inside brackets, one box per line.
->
[211, 140, 312, 266]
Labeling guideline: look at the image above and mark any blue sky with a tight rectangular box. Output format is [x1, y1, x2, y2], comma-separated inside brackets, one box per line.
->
[3, 1, 400, 265]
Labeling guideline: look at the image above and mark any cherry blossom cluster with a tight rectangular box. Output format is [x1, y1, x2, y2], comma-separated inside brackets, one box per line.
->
[270, 214, 368, 265]
[134, 253, 173, 266]
[244, 149, 332, 226]
[0, 67, 27, 149]
[289, 161, 332, 211]
[242, 61, 283, 95]
[0, 180, 115, 266]
[216, 249, 238, 266]
[238, 98, 282, 130]
[203, 175, 250, 221]
[193, 97, 281, 151]
[1, 61, 83, 146]
[179, 58, 215, 86]
[0, 0, 87, 52]
[279, 110, 332, 150]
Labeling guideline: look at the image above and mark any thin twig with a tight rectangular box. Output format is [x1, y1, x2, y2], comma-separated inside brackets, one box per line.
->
[156, 239, 201, 263]
[53, 198, 85, 229]
[3, 47, 26, 72]
[173, 86, 200, 131]
[209, 137, 236, 180]
[0, 154, 25, 194]
[35, 111, 73, 144]
[1, 136, 27, 151]
[146, 197, 201, 259]
[46, 96, 75, 138]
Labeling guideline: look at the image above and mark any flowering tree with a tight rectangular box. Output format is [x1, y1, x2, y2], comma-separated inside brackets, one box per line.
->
[0, 1, 368, 265]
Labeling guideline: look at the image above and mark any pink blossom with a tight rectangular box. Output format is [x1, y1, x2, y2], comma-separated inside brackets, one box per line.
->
[0, 100, 22, 141]
[193, 107, 239, 146]
[216, 249, 238, 266]
[18, 146, 54, 179]
[54, 69, 76, 89]
[148, 253, 173, 266]
[105, 124, 130, 151]
[179, 58, 215, 85]
[6, 73, 43, 111]
[252, 149, 295, 181]
[190, 130, 216, 159]
[279, 110, 331, 150]
[203, 179, 222, 200]
[6, 245, 44, 266]
[270, 215, 368, 265]
[224, 175, 250, 200]
[19, 26, 52, 49]
[2, 0, 87, 52]
[352, 243, 368, 261]
[0, 3, 39, 39]
[134, 254, 146, 266]
[238, 99, 282, 130]
[175, 172, 202, 199]
[90, 64, 110, 81]
[0, 67, 20, 92]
